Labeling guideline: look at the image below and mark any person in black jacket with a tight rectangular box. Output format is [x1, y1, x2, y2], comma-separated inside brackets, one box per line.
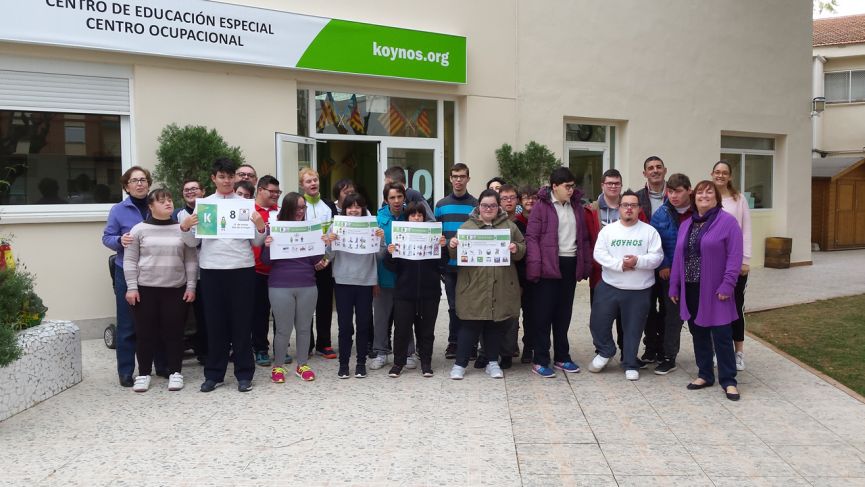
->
[383, 202, 446, 377]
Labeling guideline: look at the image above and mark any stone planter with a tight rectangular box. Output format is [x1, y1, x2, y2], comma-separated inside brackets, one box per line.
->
[0, 320, 82, 421]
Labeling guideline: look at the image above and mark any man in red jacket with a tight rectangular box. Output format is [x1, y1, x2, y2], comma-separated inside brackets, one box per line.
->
[252, 175, 281, 366]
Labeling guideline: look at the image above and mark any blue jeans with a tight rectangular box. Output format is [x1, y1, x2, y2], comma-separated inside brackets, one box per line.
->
[686, 282, 737, 389]
[113, 264, 136, 377]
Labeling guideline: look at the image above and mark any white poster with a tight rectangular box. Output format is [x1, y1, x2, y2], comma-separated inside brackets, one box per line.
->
[456, 229, 511, 267]
[269, 222, 325, 259]
[391, 221, 442, 260]
[330, 216, 381, 255]
[194, 198, 255, 239]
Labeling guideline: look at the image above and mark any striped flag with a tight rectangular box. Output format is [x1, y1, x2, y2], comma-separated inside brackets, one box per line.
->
[348, 94, 365, 135]
[416, 109, 432, 137]
[377, 103, 406, 135]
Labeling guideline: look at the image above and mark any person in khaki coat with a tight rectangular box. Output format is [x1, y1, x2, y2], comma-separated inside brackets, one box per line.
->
[447, 189, 526, 380]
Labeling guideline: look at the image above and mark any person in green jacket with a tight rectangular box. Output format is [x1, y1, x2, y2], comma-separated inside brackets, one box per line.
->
[447, 189, 526, 380]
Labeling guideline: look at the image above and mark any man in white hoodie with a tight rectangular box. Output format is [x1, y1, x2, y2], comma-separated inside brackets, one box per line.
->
[587, 190, 663, 380]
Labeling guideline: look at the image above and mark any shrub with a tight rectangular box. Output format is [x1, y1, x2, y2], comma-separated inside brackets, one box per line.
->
[496, 141, 561, 189]
[152, 124, 245, 200]
[0, 263, 47, 367]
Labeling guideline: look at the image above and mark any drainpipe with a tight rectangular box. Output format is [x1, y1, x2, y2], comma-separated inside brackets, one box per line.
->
[812, 55, 827, 151]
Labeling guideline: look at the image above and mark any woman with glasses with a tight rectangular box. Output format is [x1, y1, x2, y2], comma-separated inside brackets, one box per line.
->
[101, 166, 153, 387]
[448, 189, 525, 380]
[261, 192, 322, 383]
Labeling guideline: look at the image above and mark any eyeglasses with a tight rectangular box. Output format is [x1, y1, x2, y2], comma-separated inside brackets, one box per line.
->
[559, 183, 576, 190]
[479, 203, 498, 210]
[603, 182, 622, 187]
[521, 195, 538, 202]
[261, 188, 282, 196]
[621, 203, 640, 209]
[128, 178, 148, 185]
[236, 171, 256, 179]
[500, 195, 517, 202]
[182, 187, 201, 194]
[295, 205, 307, 211]
[450, 175, 468, 181]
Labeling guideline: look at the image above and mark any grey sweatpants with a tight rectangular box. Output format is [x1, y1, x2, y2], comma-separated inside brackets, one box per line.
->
[589, 281, 651, 371]
[269, 286, 317, 367]
[372, 287, 415, 357]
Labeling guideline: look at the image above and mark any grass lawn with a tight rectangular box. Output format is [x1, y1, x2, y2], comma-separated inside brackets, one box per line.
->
[747, 294, 865, 398]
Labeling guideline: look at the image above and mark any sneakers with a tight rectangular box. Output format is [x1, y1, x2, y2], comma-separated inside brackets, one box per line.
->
[167, 372, 184, 391]
[735, 351, 745, 371]
[369, 353, 388, 370]
[554, 361, 581, 374]
[445, 342, 457, 359]
[532, 364, 556, 378]
[254, 351, 272, 367]
[588, 354, 611, 373]
[654, 359, 677, 375]
[355, 364, 367, 378]
[338, 364, 350, 379]
[640, 350, 658, 363]
[284, 353, 294, 365]
[422, 364, 434, 377]
[316, 347, 337, 359]
[625, 369, 640, 381]
[237, 379, 253, 392]
[405, 354, 418, 370]
[199, 379, 223, 392]
[485, 361, 504, 379]
[388, 365, 403, 378]
[295, 364, 315, 381]
[132, 375, 150, 392]
[450, 364, 466, 380]
[271, 367, 286, 383]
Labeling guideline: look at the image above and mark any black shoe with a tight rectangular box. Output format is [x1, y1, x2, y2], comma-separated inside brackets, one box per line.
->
[473, 355, 488, 369]
[355, 364, 367, 378]
[724, 386, 741, 401]
[637, 359, 650, 369]
[640, 350, 658, 363]
[654, 359, 677, 375]
[686, 380, 713, 390]
[421, 364, 433, 377]
[388, 365, 403, 378]
[119, 375, 134, 387]
[338, 364, 350, 379]
[445, 342, 457, 359]
[469, 346, 478, 361]
[200, 379, 223, 392]
[237, 379, 253, 392]
[520, 349, 533, 364]
[499, 356, 513, 370]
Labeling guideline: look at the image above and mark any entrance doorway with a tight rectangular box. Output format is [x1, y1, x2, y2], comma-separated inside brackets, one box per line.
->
[316, 140, 379, 211]
[568, 149, 605, 201]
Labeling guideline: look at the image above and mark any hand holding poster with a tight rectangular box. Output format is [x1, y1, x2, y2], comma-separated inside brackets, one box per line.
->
[391, 222, 443, 260]
[194, 198, 255, 239]
[456, 229, 511, 266]
[330, 216, 381, 255]
[269, 222, 325, 259]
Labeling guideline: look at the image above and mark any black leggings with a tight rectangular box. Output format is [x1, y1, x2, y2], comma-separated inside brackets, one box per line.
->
[131, 286, 188, 376]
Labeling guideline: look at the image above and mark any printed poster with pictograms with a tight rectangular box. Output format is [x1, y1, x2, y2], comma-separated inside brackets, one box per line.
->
[194, 198, 255, 239]
[457, 229, 510, 267]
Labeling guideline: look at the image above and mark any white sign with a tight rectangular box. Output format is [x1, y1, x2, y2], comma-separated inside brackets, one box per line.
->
[456, 229, 511, 267]
[194, 198, 255, 239]
[392, 221, 442, 260]
[331, 216, 381, 255]
[269, 222, 325, 260]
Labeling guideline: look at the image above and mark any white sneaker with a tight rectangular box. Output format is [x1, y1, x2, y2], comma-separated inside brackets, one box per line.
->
[132, 375, 150, 392]
[625, 369, 639, 381]
[405, 354, 418, 370]
[485, 361, 504, 379]
[735, 351, 745, 371]
[168, 372, 184, 391]
[369, 353, 388, 370]
[588, 354, 610, 373]
[450, 364, 466, 380]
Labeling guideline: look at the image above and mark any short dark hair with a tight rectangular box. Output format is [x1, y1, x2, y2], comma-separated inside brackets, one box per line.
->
[518, 185, 538, 199]
[499, 184, 517, 196]
[450, 163, 470, 176]
[404, 201, 428, 220]
[340, 192, 368, 216]
[602, 169, 622, 182]
[621, 189, 639, 203]
[332, 178, 355, 200]
[549, 167, 575, 186]
[147, 188, 172, 205]
[120, 166, 152, 191]
[182, 178, 201, 188]
[382, 181, 406, 202]
[478, 188, 501, 205]
[643, 156, 664, 170]
[383, 166, 407, 185]
[277, 192, 304, 221]
[486, 177, 506, 189]
[234, 180, 254, 195]
[666, 173, 691, 190]
[211, 157, 238, 176]
[257, 175, 279, 189]
[237, 164, 257, 176]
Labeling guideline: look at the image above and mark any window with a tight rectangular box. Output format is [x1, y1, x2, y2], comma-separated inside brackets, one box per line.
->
[0, 111, 123, 206]
[565, 123, 616, 201]
[720, 135, 774, 209]
[313, 91, 437, 138]
[824, 70, 865, 104]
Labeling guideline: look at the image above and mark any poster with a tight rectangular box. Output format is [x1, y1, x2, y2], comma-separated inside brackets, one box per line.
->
[391, 222, 442, 260]
[268, 222, 325, 259]
[330, 216, 381, 254]
[456, 229, 511, 267]
[194, 198, 255, 239]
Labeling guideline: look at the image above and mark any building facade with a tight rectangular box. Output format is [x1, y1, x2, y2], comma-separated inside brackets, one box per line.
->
[0, 0, 812, 327]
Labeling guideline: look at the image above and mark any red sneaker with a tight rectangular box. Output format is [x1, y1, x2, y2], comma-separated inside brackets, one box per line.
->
[316, 347, 337, 359]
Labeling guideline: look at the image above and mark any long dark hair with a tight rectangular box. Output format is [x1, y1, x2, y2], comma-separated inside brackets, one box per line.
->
[340, 192, 369, 216]
[276, 192, 304, 221]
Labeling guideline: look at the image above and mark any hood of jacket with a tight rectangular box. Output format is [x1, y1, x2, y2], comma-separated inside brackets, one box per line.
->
[466, 206, 510, 228]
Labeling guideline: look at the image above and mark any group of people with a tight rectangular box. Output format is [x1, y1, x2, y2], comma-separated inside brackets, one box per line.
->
[102, 155, 750, 401]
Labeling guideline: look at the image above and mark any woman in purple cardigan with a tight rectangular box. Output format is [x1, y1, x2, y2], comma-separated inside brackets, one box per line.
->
[669, 180, 743, 401]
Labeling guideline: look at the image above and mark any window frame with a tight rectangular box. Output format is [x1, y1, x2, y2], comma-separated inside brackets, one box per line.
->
[720, 136, 776, 211]
[824, 69, 865, 104]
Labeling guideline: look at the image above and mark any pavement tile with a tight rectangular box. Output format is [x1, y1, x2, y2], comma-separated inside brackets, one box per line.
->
[805, 478, 865, 486]
[600, 443, 704, 477]
[709, 476, 812, 486]
[684, 442, 798, 477]
[516, 443, 611, 476]
[614, 474, 715, 486]
[773, 444, 865, 478]
[521, 474, 618, 486]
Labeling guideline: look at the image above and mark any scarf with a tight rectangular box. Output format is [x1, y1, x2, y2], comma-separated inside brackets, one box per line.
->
[687, 206, 721, 258]
[304, 193, 321, 205]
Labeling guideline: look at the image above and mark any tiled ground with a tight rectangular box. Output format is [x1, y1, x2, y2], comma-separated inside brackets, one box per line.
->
[1, 250, 864, 486]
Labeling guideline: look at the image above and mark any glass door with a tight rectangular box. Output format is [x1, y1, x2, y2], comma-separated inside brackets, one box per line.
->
[275, 133, 316, 193]
[568, 148, 608, 202]
[379, 138, 441, 208]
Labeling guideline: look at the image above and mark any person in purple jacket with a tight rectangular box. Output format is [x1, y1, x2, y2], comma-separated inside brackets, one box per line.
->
[669, 180, 743, 401]
[101, 166, 152, 388]
[525, 167, 593, 378]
